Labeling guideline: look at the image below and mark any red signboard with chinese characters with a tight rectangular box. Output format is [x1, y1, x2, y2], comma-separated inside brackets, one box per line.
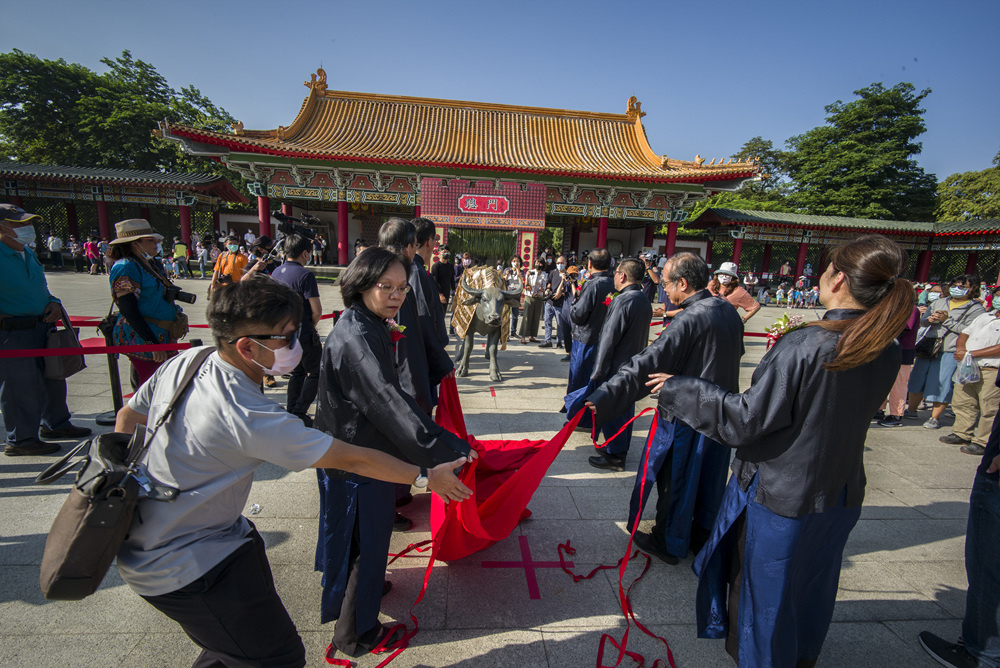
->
[458, 194, 510, 215]
[422, 180, 545, 229]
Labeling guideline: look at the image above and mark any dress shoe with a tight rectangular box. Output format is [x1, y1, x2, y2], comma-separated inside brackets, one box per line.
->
[393, 512, 413, 531]
[5, 440, 61, 456]
[561, 355, 570, 362]
[538, 342, 552, 348]
[38, 424, 92, 439]
[633, 531, 679, 565]
[961, 443, 986, 456]
[588, 453, 625, 472]
[939, 433, 970, 445]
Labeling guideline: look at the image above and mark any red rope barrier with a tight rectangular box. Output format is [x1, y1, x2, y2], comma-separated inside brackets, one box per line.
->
[0, 341, 197, 359]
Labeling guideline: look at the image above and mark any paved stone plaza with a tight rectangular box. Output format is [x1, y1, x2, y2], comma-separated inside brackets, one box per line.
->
[0, 271, 978, 667]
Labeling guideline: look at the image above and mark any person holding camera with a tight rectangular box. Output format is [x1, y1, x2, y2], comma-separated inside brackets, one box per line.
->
[210, 233, 249, 294]
[108, 219, 191, 386]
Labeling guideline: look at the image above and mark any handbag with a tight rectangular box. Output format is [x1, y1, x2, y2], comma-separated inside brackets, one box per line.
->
[97, 302, 118, 340]
[35, 346, 215, 600]
[44, 305, 86, 380]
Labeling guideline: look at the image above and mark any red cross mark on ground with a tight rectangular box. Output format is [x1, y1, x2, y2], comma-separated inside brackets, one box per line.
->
[481, 535, 572, 599]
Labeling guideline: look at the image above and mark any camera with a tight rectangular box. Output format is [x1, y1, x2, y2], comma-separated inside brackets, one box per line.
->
[272, 211, 318, 240]
[163, 285, 197, 304]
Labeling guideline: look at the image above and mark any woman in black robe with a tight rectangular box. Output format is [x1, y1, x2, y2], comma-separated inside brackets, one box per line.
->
[314, 248, 473, 659]
[642, 235, 913, 667]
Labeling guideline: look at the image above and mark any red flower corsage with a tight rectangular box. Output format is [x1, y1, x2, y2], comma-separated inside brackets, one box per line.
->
[387, 319, 406, 343]
[603, 292, 619, 306]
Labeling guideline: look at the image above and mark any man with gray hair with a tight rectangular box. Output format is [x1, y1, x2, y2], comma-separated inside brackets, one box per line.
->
[586, 252, 744, 564]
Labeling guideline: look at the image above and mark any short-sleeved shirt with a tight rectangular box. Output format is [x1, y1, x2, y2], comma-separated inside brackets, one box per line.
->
[117, 348, 332, 596]
[213, 251, 248, 282]
[172, 243, 188, 260]
[271, 260, 320, 332]
[963, 312, 1000, 368]
[0, 244, 58, 316]
[723, 285, 760, 315]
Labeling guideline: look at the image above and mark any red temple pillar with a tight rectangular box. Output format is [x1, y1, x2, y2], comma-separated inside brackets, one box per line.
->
[915, 250, 933, 282]
[212, 211, 221, 234]
[64, 202, 78, 238]
[966, 252, 979, 275]
[96, 201, 111, 240]
[761, 243, 772, 273]
[9, 195, 24, 208]
[665, 221, 678, 256]
[644, 224, 655, 248]
[795, 241, 809, 278]
[596, 216, 609, 248]
[179, 205, 192, 247]
[705, 239, 713, 263]
[281, 202, 293, 217]
[731, 237, 743, 266]
[257, 196, 271, 237]
[139, 207, 151, 221]
[337, 199, 349, 265]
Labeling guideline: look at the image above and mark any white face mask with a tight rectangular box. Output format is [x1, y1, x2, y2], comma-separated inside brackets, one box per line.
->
[717, 275, 733, 285]
[4, 223, 36, 246]
[250, 337, 302, 376]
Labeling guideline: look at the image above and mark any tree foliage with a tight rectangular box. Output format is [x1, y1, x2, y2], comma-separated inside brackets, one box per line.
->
[784, 82, 938, 221]
[0, 49, 237, 176]
[936, 150, 1000, 220]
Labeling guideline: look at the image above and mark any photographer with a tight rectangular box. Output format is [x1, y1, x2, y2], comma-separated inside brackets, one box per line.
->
[242, 235, 281, 280]
[210, 233, 249, 293]
[108, 219, 190, 386]
[271, 234, 323, 424]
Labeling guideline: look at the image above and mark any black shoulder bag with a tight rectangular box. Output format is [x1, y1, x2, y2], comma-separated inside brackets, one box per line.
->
[35, 346, 215, 600]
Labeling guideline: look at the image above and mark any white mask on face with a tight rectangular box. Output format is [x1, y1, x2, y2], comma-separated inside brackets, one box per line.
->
[717, 275, 733, 285]
[250, 337, 302, 376]
[4, 223, 36, 246]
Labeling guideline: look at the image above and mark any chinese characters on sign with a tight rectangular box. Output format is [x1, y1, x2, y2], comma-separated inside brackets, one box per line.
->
[458, 195, 511, 215]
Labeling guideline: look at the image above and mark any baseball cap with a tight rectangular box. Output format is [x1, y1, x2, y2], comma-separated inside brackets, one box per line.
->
[0, 203, 41, 224]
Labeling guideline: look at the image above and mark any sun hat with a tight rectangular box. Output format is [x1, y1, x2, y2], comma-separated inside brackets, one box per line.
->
[714, 261, 739, 278]
[109, 219, 163, 245]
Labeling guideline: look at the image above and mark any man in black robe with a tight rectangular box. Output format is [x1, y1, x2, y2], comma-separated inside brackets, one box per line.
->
[566, 248, 615, 428]
[588, 258, 653, 471]
[586, 252, 744, 564]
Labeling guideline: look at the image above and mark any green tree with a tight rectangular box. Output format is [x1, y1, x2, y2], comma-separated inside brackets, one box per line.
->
[936, 150, 1000, 220]
[784, 82, 938, 221]
[0, 49, 238, 177]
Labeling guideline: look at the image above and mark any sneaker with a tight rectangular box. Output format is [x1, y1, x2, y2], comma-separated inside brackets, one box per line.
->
[878, 415, 903, 427]
[872, 410, 886, 422]
[538, 342, 552, 348]
[961, 443, 986, 456]
[5, 440, 61, 456]
[38, 424, 92, 439]
[588, 453, 625, 472]
[917, 631, 976, 668]
[633, 531, 679, 565]
[903, 410, 920, 420]
[939, 433, 971, 445]
[923, 417, 941, 430]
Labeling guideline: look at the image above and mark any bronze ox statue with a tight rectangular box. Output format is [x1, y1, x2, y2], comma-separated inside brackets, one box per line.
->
[451, 267, 522, 382]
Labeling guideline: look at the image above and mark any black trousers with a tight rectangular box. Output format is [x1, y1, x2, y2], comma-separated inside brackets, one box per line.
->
[286, 327, 321, 418]
[142, 528, 305, 668]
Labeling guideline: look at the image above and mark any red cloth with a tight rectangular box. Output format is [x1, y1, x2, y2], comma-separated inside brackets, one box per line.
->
[430, 375, 581, 561]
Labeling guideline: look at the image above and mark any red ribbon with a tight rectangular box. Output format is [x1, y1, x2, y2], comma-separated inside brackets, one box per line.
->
[0, 341, 196, 358]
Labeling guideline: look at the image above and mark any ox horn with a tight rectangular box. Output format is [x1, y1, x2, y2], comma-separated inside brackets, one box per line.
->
[502, 281, 523, 298]
[461, 275, 483, 298]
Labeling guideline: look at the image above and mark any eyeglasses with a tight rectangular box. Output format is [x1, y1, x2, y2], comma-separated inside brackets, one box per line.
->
[374, 283, 411, 296]
[228, 334, 296, 345]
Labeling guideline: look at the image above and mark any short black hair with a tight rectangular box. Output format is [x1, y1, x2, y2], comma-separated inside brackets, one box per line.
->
[588, 248, 611, 271]
[617, 258, 644, 283]
[665, 252, 710, 291]
[208, 276, 303, 348]
[412, 217, 436, 247]
[340, 247, 406, 308]
[284, 233, 313, 260]
[378, 217, 415, 248]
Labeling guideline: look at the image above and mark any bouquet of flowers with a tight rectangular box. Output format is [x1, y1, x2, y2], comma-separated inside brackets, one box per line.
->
[764, 313, 805, 350]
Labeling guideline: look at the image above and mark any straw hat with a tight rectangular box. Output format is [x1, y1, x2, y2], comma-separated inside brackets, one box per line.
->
[109, 219, 163, 245]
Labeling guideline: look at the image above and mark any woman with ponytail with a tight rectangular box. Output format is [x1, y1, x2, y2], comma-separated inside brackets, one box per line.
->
[646, 234, 913, 667]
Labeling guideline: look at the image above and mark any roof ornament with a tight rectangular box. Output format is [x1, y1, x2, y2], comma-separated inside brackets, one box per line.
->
[305, 68, 328, 94]
[635, 190, 654, 209]
[559, 184, 581, 204]
[626, 96, 646, 122]
[231, 121, 244, 136]
[694, 155, 705, 167]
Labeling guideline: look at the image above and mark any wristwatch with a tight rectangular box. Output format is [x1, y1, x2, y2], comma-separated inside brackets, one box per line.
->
[413, 466, 429, 489]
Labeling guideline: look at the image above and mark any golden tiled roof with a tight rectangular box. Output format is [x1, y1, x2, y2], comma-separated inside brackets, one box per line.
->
[166, 69, 758, 185]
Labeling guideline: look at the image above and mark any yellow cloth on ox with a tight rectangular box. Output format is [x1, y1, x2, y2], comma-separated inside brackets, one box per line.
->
[450, 266, 515, 351]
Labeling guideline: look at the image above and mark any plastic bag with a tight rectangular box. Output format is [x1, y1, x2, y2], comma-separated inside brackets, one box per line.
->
[957, 352, 982, 385]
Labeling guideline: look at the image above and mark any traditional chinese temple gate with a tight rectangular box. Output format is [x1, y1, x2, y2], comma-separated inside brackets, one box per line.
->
[160, 68, 760, 267]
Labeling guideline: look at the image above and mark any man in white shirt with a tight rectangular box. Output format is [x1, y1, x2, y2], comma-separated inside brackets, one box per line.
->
[46, 233, 63, 269]
[244, 229, 256, 247]
[113, 277, 471, 667]
[941, 311, 1000, 455]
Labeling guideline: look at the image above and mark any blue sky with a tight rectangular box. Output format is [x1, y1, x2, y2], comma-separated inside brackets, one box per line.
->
[3, 0, 998, 179]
